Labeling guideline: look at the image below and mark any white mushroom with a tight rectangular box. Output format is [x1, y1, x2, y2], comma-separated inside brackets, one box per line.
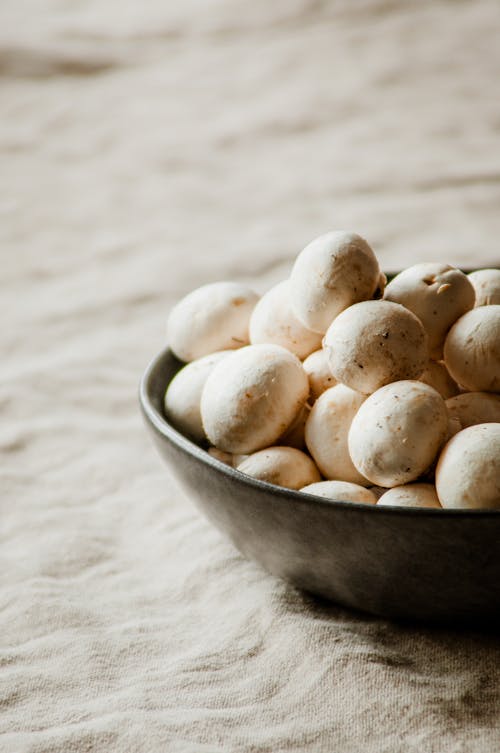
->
[278, 403, 311, 450]
[323, 300, 428, 395]
[444, 305, 500, 392]
[302, 349, 337, 402]
[164, 351, 231, 442]
[305, 384, 369, 485]
[289, 231, 381, 334]
[348, 381, 449, 487]
[446, 392, 500, 429]
[249, 280, 322, 359]
[300, 481, 377, 504]
[383, 263, 475, 359]
[377, 484, 441, 509]
[468, 269, 500, 306]
[435, 423, 500, 509]
[419, 359, 459, 400]
[236, 447, 320, 490]
[201, 344, 309, 454]
[167, 281, 259, 362]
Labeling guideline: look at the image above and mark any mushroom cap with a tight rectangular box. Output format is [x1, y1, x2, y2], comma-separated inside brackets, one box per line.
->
[468, 269, 500, 306]
[377, 483, 441, 509]
[278, 403, 311, 450]
[237, 447, 320, 490]
[300, 481, 377, 505]
[201, 344, 309, 454]
[302, 349, 337, 402]
[323, 300, 428, 395]
[383, 263, 475, 359]
[167, 281, 259, 362]
[289, 231, 380, 334]
[444, 305, 500, 392]
[446, 392, 500, 429]
[305, 384, 369, 485]
[435, 423, 500, 509]
[249, 280, 322, 359]
[419, 360, 459, 400]
[348, 380, 449, 487]
[164, 351, 231, 442]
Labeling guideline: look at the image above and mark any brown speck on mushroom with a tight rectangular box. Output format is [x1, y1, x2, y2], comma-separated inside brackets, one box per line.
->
[437, 283, 451, 295]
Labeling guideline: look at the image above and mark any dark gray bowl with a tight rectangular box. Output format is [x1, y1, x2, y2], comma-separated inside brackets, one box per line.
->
[140, 347, 500, 624]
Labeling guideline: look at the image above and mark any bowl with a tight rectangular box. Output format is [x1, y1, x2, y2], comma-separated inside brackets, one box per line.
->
[140, 347, 500, 624]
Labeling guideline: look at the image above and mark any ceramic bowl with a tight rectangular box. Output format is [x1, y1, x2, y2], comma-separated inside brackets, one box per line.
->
[140, 344, 500, 624]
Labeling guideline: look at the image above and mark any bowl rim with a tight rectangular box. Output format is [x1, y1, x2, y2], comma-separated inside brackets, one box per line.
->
[139, 345, 500, 518]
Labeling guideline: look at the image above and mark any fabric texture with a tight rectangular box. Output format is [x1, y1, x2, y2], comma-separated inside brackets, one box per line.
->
[2, 1, 500, 750]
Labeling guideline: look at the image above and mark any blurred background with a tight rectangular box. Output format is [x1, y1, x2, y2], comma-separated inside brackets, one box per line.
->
[4, 1, 500, 299]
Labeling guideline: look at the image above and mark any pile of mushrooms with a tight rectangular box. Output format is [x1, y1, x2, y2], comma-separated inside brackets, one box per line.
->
[164, 232, 500, 510]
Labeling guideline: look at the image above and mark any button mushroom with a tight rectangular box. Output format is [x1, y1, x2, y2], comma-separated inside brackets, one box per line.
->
[236, 447, 320, 490]
[468, 269, 500, 306]
[305, 384, 369, 485]
[383, 263, 475, 359]
[348, 380, 449, 487]
[435, 423, 500, 509]
[164, 351, 231, 442]
[443, 305, 500, 392]
[278, 403, 311, 450]
[300, 480, 377, 504]
[249, 280, 322, 359]
[167, 281, 259, 362]
[302, 349, 337, 402]
[289, 231, 381, 334]
[200, 344, 309, 454]
[445, 392, 500, 429]
[323, 300, 428, 395]
[419, 359, 460, 400]
[377, 483, 441, 508]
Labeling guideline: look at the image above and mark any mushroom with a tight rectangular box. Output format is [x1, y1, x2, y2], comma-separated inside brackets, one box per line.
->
[164, 351, 231, 442]
[443, 305, 500, 392]
[468, 269, 500, 306]
[446, 392, 500, 429]
[302, 349, 337, 402]
[249, 280, 322, 359]
[167, 281, 259, 362]
[419, 360, 459, 400]
[383, 263, 475, 359]
[201, 344, 309, 454]
[236, 447, 320, 490]
[323, 300, 428, 395]
[300, 481, 377, 504]
[377, 484, 441, 508]
[348, 380, 449, 487]
[278, 403, 311, 450]
[289, 231, 381, 334]
[435, 423, 500, 509]
[305, 384, 369, 485]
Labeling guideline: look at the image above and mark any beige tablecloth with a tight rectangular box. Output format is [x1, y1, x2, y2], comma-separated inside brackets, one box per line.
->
[2, 1, 500, 751]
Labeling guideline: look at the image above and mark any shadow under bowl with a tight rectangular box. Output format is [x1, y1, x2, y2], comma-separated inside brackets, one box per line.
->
[140, 346, 500, 624]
